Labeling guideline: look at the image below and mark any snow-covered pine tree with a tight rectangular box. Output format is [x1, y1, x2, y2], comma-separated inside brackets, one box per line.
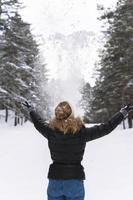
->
[0, 7, 49, 125]
[0, 0, 21, 122]
[90, 0, 133, 123]
[0, 0, 20, 31]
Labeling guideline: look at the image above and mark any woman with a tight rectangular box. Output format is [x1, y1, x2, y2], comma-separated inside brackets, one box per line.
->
[23, 101, 132, 200]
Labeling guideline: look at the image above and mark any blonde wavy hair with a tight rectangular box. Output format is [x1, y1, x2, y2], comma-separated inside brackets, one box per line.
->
[49, 115, 84, 134]
[49, 101, 85, 134]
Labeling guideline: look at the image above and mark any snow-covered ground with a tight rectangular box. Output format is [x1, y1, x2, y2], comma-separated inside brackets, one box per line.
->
[0, 121, 133, 200]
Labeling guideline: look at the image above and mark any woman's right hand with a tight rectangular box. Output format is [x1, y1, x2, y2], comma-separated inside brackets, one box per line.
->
[22, 101, 32, 109]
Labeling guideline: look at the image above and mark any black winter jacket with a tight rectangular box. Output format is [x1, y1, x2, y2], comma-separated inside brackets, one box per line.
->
[30, 110, 124, 180]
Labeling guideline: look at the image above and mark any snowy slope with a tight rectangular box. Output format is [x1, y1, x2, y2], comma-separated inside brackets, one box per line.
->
[0, 121, 133, 200]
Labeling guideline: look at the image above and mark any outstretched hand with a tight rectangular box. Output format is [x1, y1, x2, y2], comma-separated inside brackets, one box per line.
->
[124, 104, 133, 112]
[120, 104, 133, 118]
[22, 101, 32, 109]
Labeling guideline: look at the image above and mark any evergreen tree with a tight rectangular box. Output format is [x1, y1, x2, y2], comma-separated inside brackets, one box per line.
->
[0, 7, 49, 124]
[90, 0, 133, 122]
[1, 14, 36, 114]
[0, 0, 20, 113]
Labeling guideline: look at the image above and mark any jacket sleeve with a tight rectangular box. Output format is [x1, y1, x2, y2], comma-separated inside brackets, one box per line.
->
[81, 112, 124, 142]
[29, 110, 52, 139]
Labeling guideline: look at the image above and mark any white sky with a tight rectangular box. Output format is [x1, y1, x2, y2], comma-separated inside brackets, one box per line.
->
[20, 0, 117, 85]
[20, 0, 117, 36]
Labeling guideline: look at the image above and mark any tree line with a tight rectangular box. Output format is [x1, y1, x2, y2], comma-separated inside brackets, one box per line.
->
[82, 0, 133, 128]
[0, 0, 132, 128]
[0, 0, 50, 125]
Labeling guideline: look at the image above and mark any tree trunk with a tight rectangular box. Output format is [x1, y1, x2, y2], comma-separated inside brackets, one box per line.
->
[21, 117, 23, 125]
[122, 119, 126, 129]
[14, 112, 18, 126]
[5, 108, 8, 122]
[24, 118, 28, 123]
[17, 117, 20, 125]
[128, 113, 132, 128]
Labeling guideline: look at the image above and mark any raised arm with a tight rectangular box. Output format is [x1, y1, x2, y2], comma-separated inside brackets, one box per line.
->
[22, 101, 52, 139]
[29, 110, 52, 139]
[81, 112, 123, 142]
[81, 105, 133, 142]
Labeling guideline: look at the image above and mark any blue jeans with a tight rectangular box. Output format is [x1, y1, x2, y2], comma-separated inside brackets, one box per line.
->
[47, 179, 85, 200]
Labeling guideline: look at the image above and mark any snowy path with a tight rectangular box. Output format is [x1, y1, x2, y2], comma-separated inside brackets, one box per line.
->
[0, 122, 133, 200]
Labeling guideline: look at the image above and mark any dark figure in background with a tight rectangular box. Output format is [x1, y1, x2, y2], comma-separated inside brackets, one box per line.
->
[23, 101, 133, 200]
